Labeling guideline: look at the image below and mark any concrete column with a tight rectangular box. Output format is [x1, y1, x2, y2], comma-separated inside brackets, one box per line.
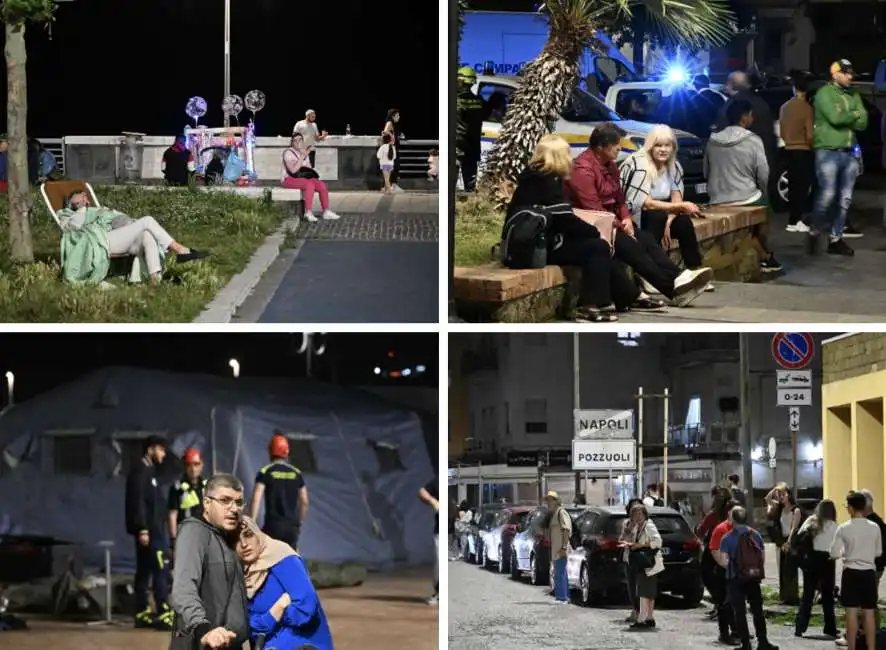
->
[824, 404, 853, 522]
[854, 399, 885, 509]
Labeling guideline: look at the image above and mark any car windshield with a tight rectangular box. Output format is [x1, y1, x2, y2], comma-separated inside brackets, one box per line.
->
[604, 514, 692, 537]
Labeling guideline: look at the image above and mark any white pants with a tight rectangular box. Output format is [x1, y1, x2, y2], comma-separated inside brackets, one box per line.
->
[105, 217, 175, 276]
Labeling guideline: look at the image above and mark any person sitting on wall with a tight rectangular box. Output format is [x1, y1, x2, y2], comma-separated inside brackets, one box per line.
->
[281, 133, 340, 222]
[162, 135, 196, 187]
[57, 190, 208, 285]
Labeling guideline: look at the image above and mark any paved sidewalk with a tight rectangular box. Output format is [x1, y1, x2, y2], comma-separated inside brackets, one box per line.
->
[621, 187, 886, 323]
[234, 191, 439, 323]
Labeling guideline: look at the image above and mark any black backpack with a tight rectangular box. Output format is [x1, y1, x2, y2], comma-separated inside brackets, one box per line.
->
[499, 203, 571, 269]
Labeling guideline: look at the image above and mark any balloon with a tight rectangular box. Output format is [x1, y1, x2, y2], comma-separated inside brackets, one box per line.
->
[245, 90, 266, 113]
[222, 94, 244, 118]
[185, 96, 207, 122]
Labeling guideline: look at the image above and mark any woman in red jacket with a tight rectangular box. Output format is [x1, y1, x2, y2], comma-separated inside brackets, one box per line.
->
[564, 123, 712, 308]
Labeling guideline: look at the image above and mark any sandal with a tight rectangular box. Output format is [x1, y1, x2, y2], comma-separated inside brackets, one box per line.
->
[630, 297, 667, 311]
[576, 307, 619, 323]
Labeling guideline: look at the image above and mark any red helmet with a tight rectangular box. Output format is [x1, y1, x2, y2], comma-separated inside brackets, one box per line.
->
[183, 448, 203, 465]
[269, 434, 289, 458]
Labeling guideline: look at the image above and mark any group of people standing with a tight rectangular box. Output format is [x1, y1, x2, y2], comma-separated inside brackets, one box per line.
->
[124, 434, 333, 650]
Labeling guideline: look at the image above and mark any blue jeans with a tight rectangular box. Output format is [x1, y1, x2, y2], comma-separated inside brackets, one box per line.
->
[811, 149, 859, 238]
[553, 556, 569, 601]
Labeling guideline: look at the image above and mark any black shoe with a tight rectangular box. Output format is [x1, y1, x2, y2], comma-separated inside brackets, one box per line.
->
[806, 231, 821, 255]
[760, 254, 783, 273]
[757, 642, 779, 650]
[842, 224, 863, 239]
[827, 238, 854, 256]
[630, 297, 667, 311]
[646, 619, 656, 628]
[718, 635, 739, 645]
[629, 621, 654, 630]
[176, 249, 210, 263]
[134, 619, 154, 629]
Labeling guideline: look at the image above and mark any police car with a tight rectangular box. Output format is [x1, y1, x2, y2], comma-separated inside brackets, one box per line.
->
[476, 74, 709, 201]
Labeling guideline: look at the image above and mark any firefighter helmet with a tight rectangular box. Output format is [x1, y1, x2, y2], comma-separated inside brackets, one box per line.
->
[457, 66, 477, 84]
[269, 434, 290, 458]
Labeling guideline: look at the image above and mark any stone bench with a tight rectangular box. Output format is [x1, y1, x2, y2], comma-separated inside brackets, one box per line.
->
[453, 205, 768, 323]
[140, 185, 305, 219]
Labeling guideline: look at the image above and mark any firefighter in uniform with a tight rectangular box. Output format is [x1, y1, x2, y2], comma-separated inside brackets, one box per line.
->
[455, 66, 488, 192]
[167, 448, 207, 549]
[124, 435, 174, 630]
[249, 433, 309, 551]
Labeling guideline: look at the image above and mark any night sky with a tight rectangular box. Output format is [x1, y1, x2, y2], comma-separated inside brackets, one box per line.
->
[0, 333, 438, 404]
[0, 0, 439, 139]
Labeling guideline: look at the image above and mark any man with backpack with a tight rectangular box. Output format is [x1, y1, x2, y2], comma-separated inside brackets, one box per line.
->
[716, 506, 779, 650]
[831, 491, 882, 650]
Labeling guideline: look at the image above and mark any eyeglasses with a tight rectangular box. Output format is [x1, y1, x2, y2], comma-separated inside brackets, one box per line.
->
[206, 495, 246, 510]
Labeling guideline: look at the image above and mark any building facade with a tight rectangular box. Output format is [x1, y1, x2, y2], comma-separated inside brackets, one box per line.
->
[822, 333, 886, 522]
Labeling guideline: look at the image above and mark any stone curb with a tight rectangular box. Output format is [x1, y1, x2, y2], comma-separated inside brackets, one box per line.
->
[193, 216, 299, 323]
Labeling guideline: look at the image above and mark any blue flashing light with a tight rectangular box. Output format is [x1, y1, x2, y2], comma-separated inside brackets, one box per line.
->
[665, 66, 689, 84]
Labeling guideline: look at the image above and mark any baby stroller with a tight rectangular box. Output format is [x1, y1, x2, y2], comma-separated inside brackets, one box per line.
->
[200, 145, 245, 185]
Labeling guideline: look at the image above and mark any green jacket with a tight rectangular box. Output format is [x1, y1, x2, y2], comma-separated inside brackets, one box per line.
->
[813, 82, 868, 150]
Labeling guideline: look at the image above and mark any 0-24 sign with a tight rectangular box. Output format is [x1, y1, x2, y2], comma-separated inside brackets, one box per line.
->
[777, 388, 812, 407]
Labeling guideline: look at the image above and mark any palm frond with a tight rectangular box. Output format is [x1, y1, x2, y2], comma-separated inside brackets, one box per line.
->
[639, 0, 734, 49]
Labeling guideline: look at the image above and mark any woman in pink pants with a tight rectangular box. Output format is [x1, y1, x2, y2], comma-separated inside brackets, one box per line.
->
[281, 133, 340, 222]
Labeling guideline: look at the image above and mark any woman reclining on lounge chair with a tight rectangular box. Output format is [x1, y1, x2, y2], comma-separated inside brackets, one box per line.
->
[57, 190, 209, 285]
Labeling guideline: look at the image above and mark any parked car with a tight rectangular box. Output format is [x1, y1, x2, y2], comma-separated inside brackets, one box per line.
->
[566, 506, 704, 607]
[465, 504, 506, 565]
[482, 506, 532, 573]
[510, 505, 585, 586]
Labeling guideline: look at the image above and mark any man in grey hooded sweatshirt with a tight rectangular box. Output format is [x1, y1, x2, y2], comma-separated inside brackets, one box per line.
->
[705, 99, 782, 272]
[169, 473, 249, 650]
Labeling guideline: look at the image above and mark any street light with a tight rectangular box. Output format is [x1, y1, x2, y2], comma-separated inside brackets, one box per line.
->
[228, 359, 240, 379]
[224, 0, 231, 128]
[5, 371, 13, 407]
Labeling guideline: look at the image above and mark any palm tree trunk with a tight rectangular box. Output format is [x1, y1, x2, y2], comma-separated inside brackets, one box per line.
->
[478, 53, 578, 205]
[5, 22, 34, 263]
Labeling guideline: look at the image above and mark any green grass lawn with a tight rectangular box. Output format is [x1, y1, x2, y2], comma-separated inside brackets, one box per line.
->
[454, 193, 504, 267]
[0, 186, 286, 322]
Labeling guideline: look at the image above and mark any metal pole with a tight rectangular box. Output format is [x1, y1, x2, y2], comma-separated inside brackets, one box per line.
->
[224, 0, 231, 128]
[662, 388, 669, 504]
[739, 334, 754, 525]
[478, 459, 483, 507]
[791, 429, 798, 501]
[573, 334, 581, 499]
[104, 543, 112, 622]
[637, 386, 644, 498]
[447, 0, 460, 322]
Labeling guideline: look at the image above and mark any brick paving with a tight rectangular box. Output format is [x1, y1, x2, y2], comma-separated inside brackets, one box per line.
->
[9, 568, 437, 650]
[297, 212, 438, 243]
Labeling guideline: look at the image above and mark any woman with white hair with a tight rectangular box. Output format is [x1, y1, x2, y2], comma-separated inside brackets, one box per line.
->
[619, 125, 708, 288]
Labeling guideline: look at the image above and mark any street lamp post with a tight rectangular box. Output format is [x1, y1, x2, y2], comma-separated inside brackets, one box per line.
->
[296, 333, 326, 379]
[5, 371, 14, 407]
[229, 358, 240, 379]
[224, 0, 231, 128]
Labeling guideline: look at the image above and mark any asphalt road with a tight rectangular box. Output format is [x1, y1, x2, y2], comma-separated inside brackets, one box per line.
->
[448, 559, 827, 650]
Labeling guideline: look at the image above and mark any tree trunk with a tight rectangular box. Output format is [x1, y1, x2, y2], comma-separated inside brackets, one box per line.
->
[5, 22, 33, 263]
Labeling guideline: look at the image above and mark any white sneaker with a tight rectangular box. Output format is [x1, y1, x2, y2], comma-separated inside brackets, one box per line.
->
[303, 211, 318, 222]
[391, 184, 403, 193]
[786, 221, 810, 233]
[322, 210, 340, 220]
[704, 282, 716, 292]
[672, 268, 713, 307]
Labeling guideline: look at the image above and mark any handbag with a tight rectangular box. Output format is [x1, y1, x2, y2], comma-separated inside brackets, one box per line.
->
[294, 167, 320, 180]
[628, 526, 656, 570]
[572, 209, 617, 249]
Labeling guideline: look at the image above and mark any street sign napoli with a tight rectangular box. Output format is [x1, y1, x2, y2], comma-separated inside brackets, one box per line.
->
[772, 333, 815, 370]
[574, 409, 635, 439]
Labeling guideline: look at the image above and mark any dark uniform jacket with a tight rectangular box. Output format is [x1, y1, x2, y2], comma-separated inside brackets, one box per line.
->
[125, 458, 166, 536]
[455, 88, 487, 156]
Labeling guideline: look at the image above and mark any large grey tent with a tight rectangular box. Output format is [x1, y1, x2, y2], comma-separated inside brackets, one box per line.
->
[0, 367, 435, 572]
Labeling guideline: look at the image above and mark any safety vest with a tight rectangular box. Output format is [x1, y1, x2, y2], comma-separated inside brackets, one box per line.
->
[176, 477, 207, 519]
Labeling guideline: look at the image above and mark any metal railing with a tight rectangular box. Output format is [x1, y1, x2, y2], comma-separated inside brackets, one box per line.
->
[397, 140, 437, 178]
[37, 137, 65, 176]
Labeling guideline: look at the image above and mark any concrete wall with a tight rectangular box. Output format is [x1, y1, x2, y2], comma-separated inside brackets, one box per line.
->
[458, 333, 834, 488]
[823, 333, 886, 384]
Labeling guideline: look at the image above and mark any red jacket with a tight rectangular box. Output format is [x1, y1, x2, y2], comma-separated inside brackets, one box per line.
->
[563, 148, 632, 228]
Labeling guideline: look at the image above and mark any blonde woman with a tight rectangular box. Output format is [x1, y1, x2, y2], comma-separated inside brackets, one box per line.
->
[508, 135, 664, 322]
[619, 125, 706, 277]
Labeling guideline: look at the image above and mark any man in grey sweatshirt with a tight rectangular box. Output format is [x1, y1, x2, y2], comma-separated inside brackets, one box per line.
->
[169, 473, 249, 650]
[705, 99, 781, 272]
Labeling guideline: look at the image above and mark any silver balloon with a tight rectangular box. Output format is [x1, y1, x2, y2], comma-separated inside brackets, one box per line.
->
[245, 90, 266, 113]
[222, 94, 244, 118]
[185, 96, 207, 121]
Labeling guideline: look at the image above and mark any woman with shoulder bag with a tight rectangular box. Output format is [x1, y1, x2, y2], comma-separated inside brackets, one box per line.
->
[507, 135, 666, 323]
[281, 133, 340, 222]
[620, 498, 644, 623]
[620, 503, 665, 629]
[794, 499, 838, 639]
[764, 483, 801, 605]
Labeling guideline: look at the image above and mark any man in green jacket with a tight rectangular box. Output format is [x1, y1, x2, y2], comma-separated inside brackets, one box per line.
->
[808, 59, 868, 256]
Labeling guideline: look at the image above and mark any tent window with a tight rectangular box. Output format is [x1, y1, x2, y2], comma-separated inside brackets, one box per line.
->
[54, 435, 92, 475]
[369, 441, 404, 474]
[114, 437, 180, 480]
[288, 439, 317, 474]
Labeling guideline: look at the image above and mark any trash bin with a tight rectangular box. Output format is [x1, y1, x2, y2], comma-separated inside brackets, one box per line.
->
[118, 132, 146, 184]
